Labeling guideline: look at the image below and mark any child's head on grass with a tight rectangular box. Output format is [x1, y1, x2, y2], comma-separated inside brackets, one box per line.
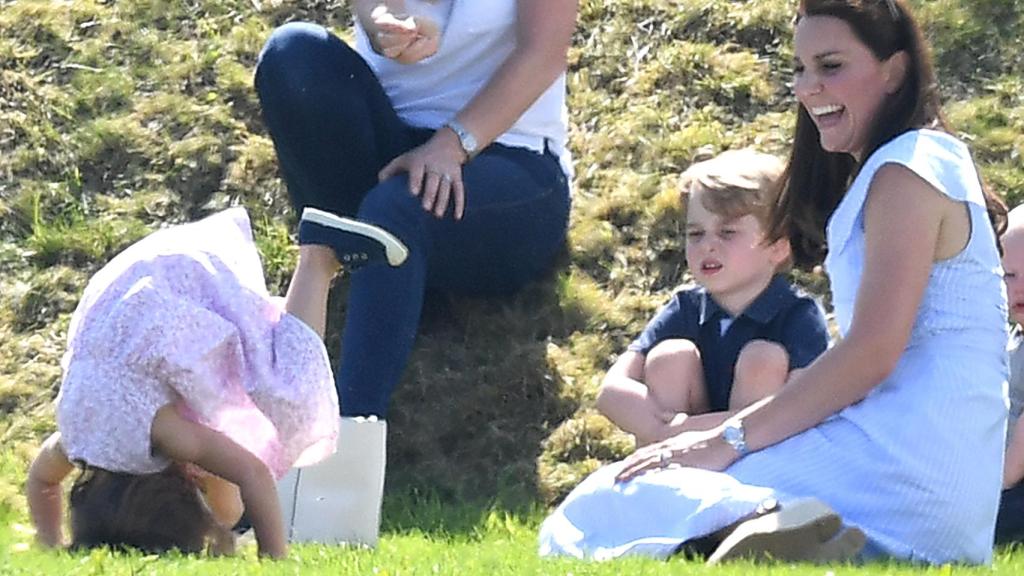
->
[679, 149, 792, 311]
[68, 463, 225, 555]
[1002, 204, 1024, 326]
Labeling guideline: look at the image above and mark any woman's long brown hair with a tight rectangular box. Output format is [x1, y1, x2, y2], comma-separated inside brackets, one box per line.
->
[766, 0, 1007, 268]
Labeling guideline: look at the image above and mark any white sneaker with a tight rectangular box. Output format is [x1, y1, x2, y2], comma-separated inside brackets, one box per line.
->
[278, 416, 387, 547]
[299, 207, 409, 267]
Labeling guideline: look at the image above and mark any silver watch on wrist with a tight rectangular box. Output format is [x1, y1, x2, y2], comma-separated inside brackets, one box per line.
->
[722, 419, 749, 456]
[444, 119, 478, 159]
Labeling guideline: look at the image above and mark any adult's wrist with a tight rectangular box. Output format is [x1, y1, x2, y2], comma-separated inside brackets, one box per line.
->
[720, 418, 749, 457]
[435, 126, 470, 162]
[443, 119, 479, 160]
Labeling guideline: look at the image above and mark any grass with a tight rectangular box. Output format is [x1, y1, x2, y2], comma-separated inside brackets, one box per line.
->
[1, 0, 1023, 572]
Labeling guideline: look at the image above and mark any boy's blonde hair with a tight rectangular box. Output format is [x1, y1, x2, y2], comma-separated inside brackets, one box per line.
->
[678, 149, 785, 231]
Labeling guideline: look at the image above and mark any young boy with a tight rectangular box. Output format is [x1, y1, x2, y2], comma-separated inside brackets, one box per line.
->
[596, 150, 830, 446]
[996, 204, 1024, 544]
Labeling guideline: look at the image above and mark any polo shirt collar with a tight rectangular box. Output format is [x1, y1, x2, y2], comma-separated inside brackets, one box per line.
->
[698, 275, 793, 325]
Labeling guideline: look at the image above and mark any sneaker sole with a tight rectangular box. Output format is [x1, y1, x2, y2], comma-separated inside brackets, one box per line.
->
[301, 207, 409, 267]
[707, 498, 855, 564]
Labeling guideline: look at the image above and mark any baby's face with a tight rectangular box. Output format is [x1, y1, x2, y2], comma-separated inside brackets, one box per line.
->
[1002, 230, 1024, 325]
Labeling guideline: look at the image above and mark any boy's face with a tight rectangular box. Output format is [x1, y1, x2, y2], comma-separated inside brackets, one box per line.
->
[1003, 229, 1024, 325]
[685, 189, 790, 314]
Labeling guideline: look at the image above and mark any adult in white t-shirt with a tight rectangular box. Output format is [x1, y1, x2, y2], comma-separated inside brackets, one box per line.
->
[255, 0, 577, 546]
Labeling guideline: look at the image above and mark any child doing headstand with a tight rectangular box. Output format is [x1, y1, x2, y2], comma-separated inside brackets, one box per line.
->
[596, 150, 830, 446]
[25, 207, 404, 557]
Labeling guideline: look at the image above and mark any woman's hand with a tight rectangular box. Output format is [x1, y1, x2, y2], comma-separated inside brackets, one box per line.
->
[615, 427, 740, 483]
[379, 127, 468, 219]
[367, 6, 440, 64]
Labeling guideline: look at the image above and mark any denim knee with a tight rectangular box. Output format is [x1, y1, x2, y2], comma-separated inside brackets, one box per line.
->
[356, 178, 431, 253]
[255, 22, 366, 106]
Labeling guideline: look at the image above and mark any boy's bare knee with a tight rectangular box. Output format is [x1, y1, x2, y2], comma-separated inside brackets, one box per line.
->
[645, 339, 701, 375]
[735, 340, 789, 377]
[731, 341, 790, 410]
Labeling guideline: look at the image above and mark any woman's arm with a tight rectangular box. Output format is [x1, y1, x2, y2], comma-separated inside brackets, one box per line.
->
[26, 432, 74, 547]
[151, 407, 286, 559]
[740, 163, 948, 450]
[379, 0, 578, 219]
[448, 0, 577, 154]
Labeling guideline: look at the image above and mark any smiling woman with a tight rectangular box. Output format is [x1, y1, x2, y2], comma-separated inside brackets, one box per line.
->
[540, 0, 1010, 565]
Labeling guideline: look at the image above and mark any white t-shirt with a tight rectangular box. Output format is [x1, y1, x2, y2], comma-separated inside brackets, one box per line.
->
[354, 0, 573, 178]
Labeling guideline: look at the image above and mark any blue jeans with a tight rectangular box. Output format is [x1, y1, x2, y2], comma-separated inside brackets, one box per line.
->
[255, 22, 571, 417]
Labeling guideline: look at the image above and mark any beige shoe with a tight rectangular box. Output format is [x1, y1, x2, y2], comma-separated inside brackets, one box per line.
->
[706, 498, 865, 564]
[277, 416, 387, 547]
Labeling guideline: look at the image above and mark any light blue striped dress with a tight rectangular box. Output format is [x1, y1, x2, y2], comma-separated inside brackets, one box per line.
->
[539, 129, 1009, 564]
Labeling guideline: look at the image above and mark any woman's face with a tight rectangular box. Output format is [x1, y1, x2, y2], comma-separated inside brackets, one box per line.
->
[793, 15, 905, 160]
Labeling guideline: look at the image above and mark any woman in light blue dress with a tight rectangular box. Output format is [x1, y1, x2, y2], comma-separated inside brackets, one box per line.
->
[540, 0, 1009, 565]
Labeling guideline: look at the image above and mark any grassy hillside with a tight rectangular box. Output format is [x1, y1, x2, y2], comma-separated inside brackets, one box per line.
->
[1, 0, 1023, 537]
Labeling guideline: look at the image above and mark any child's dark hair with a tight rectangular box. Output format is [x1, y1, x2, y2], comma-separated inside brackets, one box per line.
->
[69, 463, 217, 554]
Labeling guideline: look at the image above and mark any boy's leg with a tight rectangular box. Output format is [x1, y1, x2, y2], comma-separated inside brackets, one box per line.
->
[623, 339, 710, 445]
[645, 339, 711, 416]
[730, 340, 789, 411]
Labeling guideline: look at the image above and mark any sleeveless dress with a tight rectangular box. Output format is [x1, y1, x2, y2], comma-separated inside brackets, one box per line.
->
[56, 208, 340, 480]
[538, 129, 1008, 565]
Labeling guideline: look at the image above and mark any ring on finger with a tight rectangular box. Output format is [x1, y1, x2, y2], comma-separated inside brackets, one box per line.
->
[658, 449, 671, 466]
[441, 173, 452, 183]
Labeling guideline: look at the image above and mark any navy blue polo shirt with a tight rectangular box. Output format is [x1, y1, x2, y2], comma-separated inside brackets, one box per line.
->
[628, 275, 829, 412]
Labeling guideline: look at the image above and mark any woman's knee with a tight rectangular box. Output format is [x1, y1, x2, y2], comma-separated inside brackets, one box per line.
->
[357, 178, 431, 246]
[255, 22, 360, 102]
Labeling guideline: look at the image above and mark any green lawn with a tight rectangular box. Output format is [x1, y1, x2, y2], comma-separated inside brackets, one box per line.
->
[3, 500, 1024, 575]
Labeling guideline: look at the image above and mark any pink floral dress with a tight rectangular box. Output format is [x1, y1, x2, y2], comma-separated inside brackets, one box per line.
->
[56, 208, 339, 479]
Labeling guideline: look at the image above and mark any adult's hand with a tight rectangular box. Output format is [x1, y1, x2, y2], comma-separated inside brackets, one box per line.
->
[368, 6, 440, 64]
[615, 427, 740, 483]
[378, 127, 468, 219]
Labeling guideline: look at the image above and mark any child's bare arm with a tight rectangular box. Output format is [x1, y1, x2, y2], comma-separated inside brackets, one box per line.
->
[26, 432, 74, 547]
[1005, 415, 1024, 489]
[151, 406, 286, 558]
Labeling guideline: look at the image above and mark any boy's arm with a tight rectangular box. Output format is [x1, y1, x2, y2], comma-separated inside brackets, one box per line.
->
[151, 406, 286, 559]
[27, 432, 74, 547]
[1005, 415, 1024, 489]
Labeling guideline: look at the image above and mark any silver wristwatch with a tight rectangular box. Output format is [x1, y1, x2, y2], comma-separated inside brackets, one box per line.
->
[444, 119, 479, 158]
[722, 419, 749, 456]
